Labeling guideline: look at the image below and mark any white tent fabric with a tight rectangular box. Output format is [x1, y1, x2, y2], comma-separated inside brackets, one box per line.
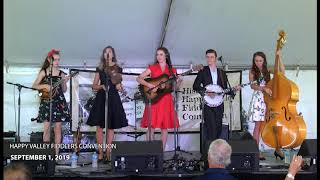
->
[4, 0, 317, 68]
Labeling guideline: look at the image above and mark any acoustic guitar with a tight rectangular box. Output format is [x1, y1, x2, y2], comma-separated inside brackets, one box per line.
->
[38, 71, 79, 99]
[139, 64, 203, 103]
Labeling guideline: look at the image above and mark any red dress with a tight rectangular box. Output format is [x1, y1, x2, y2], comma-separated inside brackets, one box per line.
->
[140, 63, 180, 129]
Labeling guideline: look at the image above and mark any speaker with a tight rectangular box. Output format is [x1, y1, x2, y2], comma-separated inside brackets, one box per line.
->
[229, 131, 254, 140]
[200, 123, 229, 154]
[226, 139, 259, 171]
[3, 142, 55, 175]
[29, 131, 54, 143]
[298, 139, 317, 171]
[111, 141, 163, 173]
[4, 131, 17, 143]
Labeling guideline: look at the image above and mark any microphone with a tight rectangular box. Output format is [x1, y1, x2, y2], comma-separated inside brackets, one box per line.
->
[296, 65, 300, 77]
[218, 56, 223, 62]
[50, 56, 54, 63]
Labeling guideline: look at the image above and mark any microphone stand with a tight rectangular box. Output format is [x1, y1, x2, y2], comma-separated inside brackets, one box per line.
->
[169, 82, 193, 158]
[219, 57, 236, 139]
[199, 95, 206, 155]
[147, 98, 152, 142]
[103, 57, 110, 155]
[48, 58, 54, 144]
[165, 76, 193, 173]
[172, 89, 193, 155]
[6, 82, 37, 142]
[126, 93, 144, 141]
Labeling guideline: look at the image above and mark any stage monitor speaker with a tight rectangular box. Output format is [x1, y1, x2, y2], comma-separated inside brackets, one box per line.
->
[3, 142, 55, 175]
[229, 131, 254, 140]
[200, 123, 229, 154]
[297, 139, 317, 172]
[227, 138, 259, 172]
[111, 141, 163, 173]
[30, 131, 55, 143]
[4, 131, 17, 143]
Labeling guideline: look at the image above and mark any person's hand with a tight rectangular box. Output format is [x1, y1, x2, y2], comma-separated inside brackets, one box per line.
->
[63, 76, 71, 83]
[116, 83, 123, 92]
[40, 84, 51, 92]
[207, 92, 215, 98]
[234, 85, 241, 91]
[148, 84, 158, 93]
[177, 75, 183, 83]
[263, 87, 272, 96]
[288, 155, 303, 177]
[101, 85, 107, 91]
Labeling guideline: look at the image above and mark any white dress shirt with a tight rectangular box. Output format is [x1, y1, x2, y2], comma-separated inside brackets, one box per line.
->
[210, 66, 218, 85]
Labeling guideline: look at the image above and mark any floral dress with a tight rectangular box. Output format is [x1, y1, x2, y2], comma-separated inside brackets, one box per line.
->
[37, 70, 71, 123]
[248, 76, 266, 122]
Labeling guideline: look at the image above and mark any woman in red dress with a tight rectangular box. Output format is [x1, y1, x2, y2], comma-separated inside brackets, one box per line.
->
[137, 47, 182, 150]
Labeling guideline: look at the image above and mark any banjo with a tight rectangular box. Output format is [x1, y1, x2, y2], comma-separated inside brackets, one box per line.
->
[203, 78, 261, 107]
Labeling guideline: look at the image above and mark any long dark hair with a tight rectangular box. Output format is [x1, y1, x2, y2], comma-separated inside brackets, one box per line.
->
[40, 49, 60, 71]
[251, 51, 270, 83]
[154, 47, 174, 76]
[98, 46, 117, 71]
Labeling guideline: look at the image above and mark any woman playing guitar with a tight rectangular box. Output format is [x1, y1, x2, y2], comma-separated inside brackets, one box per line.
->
[32, 49, 71, 155]
[136, 47, 183, 150]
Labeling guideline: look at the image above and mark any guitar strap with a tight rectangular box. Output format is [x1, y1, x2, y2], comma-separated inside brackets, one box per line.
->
[218, 68, 226, 89]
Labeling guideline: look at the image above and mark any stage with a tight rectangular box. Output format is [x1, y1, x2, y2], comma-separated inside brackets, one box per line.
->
[31, 150, 317, 180]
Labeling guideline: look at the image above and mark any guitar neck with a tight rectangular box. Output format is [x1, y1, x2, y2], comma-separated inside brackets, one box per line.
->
[179, 69, 192, 76]
[223, 81, 254, 93]
[52, 73, 77, 89]
[52, 79, 64, 89]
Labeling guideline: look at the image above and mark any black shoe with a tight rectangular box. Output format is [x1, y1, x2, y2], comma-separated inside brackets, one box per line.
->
[259, 156, 266, 161]
[259, 152, 266, 160]
[274, 151, 284, 160]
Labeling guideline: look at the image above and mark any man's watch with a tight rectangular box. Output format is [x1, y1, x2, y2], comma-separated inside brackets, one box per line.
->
[287, 173, 295, 179]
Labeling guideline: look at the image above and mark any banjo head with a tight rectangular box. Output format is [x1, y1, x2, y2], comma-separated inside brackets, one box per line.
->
[204, 84, 224, 107]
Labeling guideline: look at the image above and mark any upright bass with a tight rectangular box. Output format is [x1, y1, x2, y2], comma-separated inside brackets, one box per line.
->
[260, 30, 306, 149]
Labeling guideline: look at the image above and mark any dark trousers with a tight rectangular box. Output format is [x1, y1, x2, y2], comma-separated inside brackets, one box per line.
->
[203, 104, 224, 142]
[200, 104, 224, 164]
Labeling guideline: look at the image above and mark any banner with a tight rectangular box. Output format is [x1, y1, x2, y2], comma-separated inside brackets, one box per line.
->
[70, 69, 242, 132]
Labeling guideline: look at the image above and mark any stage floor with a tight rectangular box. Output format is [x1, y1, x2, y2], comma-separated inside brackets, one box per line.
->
[31, 150, 317, 180]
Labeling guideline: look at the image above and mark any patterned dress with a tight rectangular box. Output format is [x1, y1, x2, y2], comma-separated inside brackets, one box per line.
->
[140, 63, 180, 129]
[37, 70, 71, 123]
[248, 76, 266, 122]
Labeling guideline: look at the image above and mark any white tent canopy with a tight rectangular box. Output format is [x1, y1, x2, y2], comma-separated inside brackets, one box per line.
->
[4, 0, 317, 69]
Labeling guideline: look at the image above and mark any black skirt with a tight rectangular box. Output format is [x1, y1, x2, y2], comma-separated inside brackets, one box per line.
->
[86, 89, 128, 129]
